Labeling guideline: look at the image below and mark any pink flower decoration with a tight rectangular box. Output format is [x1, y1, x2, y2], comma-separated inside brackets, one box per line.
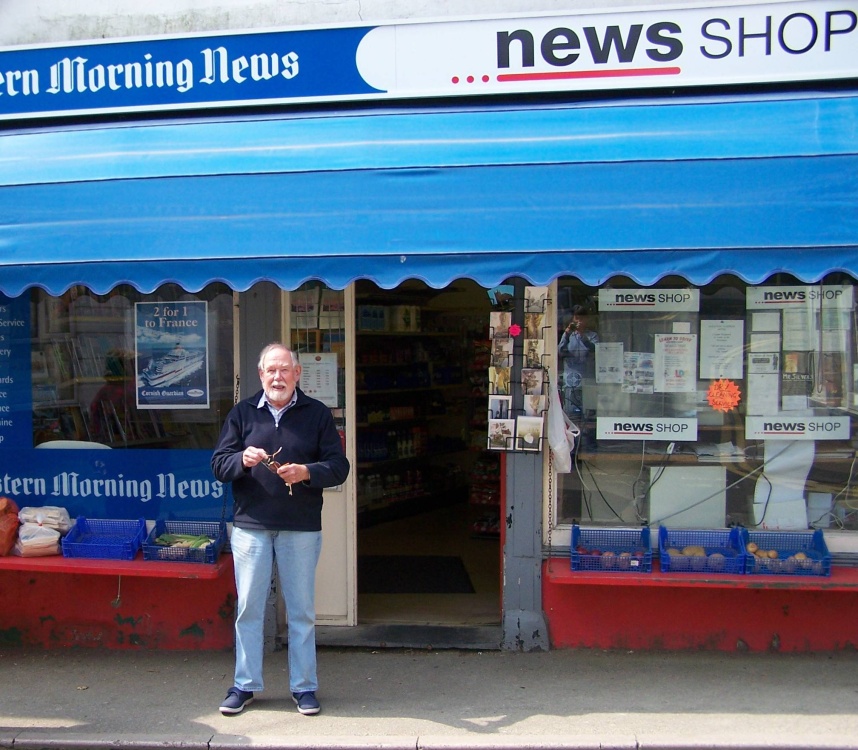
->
[508, 323, 522, 337]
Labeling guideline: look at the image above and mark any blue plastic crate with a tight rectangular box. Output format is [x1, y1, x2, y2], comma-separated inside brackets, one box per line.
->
[658, 526, 745, 574]
[741, 528, 831, 577]
[61, 517, 146, 560]
[143, 520, 227, 564]
[571, 525, 652, 573]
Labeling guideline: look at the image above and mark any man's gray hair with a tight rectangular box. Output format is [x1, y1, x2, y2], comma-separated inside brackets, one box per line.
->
[257, 343, 299, 371]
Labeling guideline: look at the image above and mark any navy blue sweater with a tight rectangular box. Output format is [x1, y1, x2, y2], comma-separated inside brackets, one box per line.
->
[211, 388, 350, 532]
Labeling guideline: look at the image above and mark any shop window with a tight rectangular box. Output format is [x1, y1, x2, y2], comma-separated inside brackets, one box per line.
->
[553, 274, 858, 534]
[31, 283, 234, 449]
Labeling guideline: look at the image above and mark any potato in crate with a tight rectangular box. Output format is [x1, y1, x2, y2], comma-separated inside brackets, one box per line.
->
[658, 526, 745, 574]
[61, 517, 147, 560]
[741, 528, 831, 576]
[143, 520, 227, 564]
[571, 525, 652, 572]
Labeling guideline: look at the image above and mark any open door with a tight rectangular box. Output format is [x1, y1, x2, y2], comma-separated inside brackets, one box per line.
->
[352, 280, 501, 633]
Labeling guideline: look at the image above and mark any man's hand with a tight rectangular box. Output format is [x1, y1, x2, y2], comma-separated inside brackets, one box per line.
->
[242, 446, 269, 468]
[276, 463, 310, 485]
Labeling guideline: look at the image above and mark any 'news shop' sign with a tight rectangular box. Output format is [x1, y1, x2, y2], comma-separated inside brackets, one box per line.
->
[745, 415, 850, 440]
[597, 417, 698, 441]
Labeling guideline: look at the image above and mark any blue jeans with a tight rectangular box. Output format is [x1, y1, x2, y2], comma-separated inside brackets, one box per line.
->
[230, 526, 322, 694]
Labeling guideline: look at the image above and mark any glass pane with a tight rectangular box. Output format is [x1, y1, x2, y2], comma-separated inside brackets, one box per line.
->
[287, 282, 347, 467]
[31, 283, 234, 449]
[553, 274, 858, 533]
[288, 281, 346, 408]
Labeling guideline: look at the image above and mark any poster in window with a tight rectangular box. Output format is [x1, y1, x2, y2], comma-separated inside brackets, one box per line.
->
[781, 350, 812, 410]
[747, 373, 780, 415]
[596, 341, 623, 384]
[622, 352, 654, 394]
[782, 308, 814, 350]
[300, 353, 339, 407]
[654, 334, 697, 393]
[135, 301, 209, 410]
[700, 320, 744, 379]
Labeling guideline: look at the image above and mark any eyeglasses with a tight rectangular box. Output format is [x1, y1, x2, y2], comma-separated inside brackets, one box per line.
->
[260, 446, 281, 471]
[261, 447, 292, 495]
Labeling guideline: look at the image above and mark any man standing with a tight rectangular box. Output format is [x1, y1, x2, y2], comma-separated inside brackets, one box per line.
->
[212, 343, 349, 717]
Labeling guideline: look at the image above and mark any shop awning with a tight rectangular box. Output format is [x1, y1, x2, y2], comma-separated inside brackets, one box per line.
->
[1, 90, 857, 295]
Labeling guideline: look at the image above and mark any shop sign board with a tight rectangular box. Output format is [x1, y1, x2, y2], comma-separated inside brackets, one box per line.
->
[0, 1, 854, 120]
[745, 414, 850, 439]
[0, 447, 228, 519]
[597, 416, 698, 440]
[599, 288, 700, 311]
[746, 285, 855, 309]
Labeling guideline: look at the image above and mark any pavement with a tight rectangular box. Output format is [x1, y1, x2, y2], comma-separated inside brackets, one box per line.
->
[2, 644, 858, 750]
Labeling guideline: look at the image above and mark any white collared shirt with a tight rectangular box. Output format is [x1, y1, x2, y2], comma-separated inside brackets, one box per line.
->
[257, 390, 298, 427]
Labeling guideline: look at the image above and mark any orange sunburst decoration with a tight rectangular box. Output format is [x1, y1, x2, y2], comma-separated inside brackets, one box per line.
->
[707, 379, 741, 412]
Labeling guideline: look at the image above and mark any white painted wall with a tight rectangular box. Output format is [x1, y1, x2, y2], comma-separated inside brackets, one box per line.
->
[2, 0, 692, 46]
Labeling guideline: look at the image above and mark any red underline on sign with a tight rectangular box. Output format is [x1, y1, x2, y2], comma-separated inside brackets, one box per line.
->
[498, 67, 681, 82]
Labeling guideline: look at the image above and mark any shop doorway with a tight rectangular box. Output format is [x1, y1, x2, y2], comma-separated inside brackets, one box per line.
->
[353, 279, 501, 631]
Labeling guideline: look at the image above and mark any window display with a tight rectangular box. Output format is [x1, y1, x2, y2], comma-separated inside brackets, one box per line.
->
[554, 275, 858, 533]
[31, 284, 234, 450]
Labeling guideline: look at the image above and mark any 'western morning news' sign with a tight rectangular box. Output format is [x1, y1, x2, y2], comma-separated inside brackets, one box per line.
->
[0, 26, 375, 119]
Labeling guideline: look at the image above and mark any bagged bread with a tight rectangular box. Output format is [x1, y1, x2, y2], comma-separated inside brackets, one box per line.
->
[18, 506, 72, 534]
[13, 522, 61, 557]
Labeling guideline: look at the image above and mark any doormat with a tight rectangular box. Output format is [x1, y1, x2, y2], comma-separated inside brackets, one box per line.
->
[358, 555, 475, 594]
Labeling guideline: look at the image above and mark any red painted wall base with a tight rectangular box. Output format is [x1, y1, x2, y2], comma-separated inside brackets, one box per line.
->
[543, 559, 858, 652]
[0, 555, 236, 650]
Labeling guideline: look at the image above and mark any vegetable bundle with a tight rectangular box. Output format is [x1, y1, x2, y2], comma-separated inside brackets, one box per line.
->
[154, 533, 213, 549]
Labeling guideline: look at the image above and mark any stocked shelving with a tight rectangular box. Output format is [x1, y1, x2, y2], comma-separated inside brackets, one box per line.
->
[353, 281, 496, 525]
[469, 451, 501, 538]
[355, 311, 470, 525]
[32, 295, 149, 445]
